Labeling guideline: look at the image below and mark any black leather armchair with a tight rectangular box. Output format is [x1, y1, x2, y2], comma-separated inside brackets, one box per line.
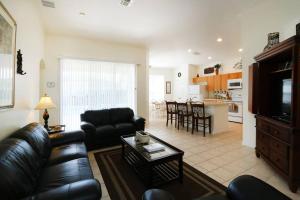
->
[81, 107, 145, 150]
[0, 123, 101, 200]
[195, 175, 291, 200]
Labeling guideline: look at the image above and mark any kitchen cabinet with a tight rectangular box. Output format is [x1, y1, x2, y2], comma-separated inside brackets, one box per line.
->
[214, 75, 221, 90]
[207, 76, 215, 91]
[193, 72, 241, 91]
[220, 74, 228, 90]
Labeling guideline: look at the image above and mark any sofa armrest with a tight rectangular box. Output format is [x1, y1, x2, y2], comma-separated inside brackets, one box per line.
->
[22, 179, 101, 200]
[132, 116, 145, 131]
[226, 175, 291, 200]
[49, 130, 86, 147]
[81, 121, 96, 134]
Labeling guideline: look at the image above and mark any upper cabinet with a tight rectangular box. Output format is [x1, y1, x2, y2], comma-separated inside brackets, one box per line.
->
[192, 72, 242, 91]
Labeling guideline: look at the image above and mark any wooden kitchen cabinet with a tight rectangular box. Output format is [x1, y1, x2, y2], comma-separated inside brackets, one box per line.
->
[228, 72, 242, 79]
[214, 75, 221, 90]
[207, 76, 215, 91]
[220, 74, 228, 90]
[192, 72, 242, 91]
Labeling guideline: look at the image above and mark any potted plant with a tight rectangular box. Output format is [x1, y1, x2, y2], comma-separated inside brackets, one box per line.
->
[214, 64, 222, 75]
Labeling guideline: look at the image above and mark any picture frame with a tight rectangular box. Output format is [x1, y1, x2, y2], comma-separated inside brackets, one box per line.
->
[166, 81, 171, 94]
[0, 2, 16, 109]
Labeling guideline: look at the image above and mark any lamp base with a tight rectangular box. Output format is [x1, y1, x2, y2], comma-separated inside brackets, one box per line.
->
[43, 109, 50, 131]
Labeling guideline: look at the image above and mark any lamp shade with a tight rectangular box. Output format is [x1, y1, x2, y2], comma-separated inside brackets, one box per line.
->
[35, 94, 56, 110]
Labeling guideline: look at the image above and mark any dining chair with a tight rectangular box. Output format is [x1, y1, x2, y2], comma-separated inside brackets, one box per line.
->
[177, 102, 192, 132]
[191, 103, 212, 136]
[166, 101, 177, 127]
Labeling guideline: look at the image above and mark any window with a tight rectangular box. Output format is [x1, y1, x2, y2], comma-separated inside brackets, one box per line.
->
[60, 58, 136, 129]
[149, 75, 165, 102]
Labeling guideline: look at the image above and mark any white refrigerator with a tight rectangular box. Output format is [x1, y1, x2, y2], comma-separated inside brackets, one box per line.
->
[188, 83, 208, 102]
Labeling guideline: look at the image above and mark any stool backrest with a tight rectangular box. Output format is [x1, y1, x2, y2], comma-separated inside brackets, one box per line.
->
[166, 101, 177, 113]
[191, 103, 205, 118]
[177, 102, 189, 115]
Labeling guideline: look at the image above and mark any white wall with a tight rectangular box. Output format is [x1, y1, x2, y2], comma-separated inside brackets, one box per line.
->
[0, 0, 44, 140]
[173, 65, 189, 100]
[241, 0, 300, 147]
[149, 67, 174, 100]
[42, 34, 149, 125]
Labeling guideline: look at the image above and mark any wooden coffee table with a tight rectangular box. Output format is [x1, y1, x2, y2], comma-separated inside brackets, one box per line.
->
[121, 134, 184, 187]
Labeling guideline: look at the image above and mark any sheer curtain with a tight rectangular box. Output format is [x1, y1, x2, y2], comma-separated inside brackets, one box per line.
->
[60, 58, 136, 129]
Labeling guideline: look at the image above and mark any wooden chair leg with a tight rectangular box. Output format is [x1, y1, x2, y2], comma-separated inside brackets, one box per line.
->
[192, 118, 194, 134]
[177, 115, 180, 130]
[171, 113, 173, 124]
[166, 114, 169, 126]
[209, 117, 212, 133]
[196, 118, 199, 132]
[203, 118, 206, 137]
[186, 116, 189, 132]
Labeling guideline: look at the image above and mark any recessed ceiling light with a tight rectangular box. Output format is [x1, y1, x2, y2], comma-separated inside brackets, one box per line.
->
[217, 38, 223, 42]
[188, 49, 192, 53]
[79, 12, 86, 16]
[238, 48, 243, 52]
[208, 56, 212, 60]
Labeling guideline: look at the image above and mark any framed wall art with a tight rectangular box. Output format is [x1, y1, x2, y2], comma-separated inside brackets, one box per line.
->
[0, 2, 16, 109]
[166, 81, 171, 94]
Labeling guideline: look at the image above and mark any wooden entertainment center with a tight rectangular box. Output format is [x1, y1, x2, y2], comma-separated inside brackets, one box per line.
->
[249, 35, 300, 192]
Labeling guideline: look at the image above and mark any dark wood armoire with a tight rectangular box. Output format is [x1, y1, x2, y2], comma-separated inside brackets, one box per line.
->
[249, 35, 300, 192]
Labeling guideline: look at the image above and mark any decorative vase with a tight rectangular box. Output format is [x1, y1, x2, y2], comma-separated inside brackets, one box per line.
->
[196, 73, 200, 77]
[264, 32, 279, 51]
[215, 68, 219, 75]
[297, 23, 300, 36]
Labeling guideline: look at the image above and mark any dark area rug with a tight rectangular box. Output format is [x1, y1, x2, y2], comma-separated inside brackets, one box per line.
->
[94, 148, 226, 200]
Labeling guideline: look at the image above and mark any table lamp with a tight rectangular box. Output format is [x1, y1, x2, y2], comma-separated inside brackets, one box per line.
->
[35, 94, 56, 131]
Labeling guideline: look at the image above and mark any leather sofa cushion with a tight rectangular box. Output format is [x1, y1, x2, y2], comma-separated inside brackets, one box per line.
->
[115, 123, 136, 135]
[95, 125, 117, 138]
[110, 108, 134, 124]
[37, 158, 93, 192]
[10, 122, 51, 166]
[0, 138, 40, 200]
[81, 110, 110, 126]
[47, 142, 87, 166]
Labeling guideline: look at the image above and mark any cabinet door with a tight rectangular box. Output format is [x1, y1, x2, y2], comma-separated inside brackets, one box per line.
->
[207, 76, 215, 91]
[221, 74, 228, 90]
[214, 75, 221, 90]
[248, 63, 258, 113]
[228, 72, 242, 79]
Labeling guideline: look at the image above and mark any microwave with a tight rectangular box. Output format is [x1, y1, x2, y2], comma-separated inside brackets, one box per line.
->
[228, 79, 242, 89]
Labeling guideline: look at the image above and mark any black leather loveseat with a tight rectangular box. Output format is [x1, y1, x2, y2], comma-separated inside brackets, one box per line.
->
[0, 123, 101, 200]
[81, 108, 145, 150]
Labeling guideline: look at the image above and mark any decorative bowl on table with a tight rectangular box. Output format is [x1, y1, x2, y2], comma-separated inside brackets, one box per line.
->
[135, 131, 150, 144]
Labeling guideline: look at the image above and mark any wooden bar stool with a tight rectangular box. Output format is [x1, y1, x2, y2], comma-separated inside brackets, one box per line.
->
[166, 101, 177, 127]
[177, 102, 192, 132]
[191, 103, 212, 136]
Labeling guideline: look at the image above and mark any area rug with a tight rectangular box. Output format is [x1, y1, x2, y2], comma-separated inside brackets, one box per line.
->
[94, 148, 226, 200]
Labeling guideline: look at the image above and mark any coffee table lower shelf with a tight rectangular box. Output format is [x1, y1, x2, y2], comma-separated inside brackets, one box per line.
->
[122, 148, 182, 187]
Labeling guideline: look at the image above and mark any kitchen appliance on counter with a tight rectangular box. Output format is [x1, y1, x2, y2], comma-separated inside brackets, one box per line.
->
[188, 83, 208, 102]
[227, 80, 243, 123]
[228, 78, 242, 89]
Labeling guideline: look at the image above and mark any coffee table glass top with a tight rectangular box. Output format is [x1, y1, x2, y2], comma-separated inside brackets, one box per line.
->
[122, 135, 180, 161]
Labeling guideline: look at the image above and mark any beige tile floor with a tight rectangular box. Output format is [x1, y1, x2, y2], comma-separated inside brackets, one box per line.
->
[88, 117, 300, 200]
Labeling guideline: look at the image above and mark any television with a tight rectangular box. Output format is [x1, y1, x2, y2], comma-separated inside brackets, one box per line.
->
[280, 78, 292, 122]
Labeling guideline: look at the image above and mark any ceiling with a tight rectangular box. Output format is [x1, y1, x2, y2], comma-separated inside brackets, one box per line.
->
[37, 0, 262, 67]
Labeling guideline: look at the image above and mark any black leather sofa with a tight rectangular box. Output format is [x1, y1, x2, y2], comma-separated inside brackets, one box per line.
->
[0, 123, 101, 200]
[81, 108, 145, 150]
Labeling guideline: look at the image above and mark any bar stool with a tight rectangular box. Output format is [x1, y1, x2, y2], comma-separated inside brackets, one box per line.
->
[191, 103, 212, 136]
[166, 101, 177, 127]
[177, 102, 192, 132]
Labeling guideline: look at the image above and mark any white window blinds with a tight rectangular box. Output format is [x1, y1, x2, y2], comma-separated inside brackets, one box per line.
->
[60, 58, 136, 129]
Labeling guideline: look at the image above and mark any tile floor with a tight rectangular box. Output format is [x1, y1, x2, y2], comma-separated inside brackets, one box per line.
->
[88, 117, 300, 200]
